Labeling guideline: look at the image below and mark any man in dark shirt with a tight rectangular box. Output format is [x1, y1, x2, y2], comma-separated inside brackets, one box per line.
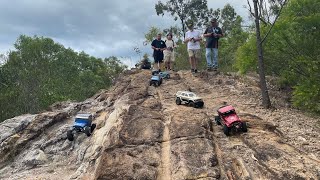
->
[203, 18, 223, 71]
[151, 33, 166, 71]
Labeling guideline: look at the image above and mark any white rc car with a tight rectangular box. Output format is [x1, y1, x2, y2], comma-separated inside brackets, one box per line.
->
[175, 91, 204, 108]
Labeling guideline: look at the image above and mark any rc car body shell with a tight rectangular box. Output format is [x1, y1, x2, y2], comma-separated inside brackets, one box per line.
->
[150, 74, 162, 86]
[159, 71, 170, 79]
[217, 106, 241, 127]
[175, 91, 204, 108]
[67, 113, 96, 141]
[215, 105, 247, 136]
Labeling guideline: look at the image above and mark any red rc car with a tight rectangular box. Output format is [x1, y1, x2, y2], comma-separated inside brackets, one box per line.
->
[215, 105, 247, 136]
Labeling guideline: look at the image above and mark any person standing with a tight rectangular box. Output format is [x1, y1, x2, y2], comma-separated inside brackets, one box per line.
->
[163, 33, 175, 71]
[151, 33, 166, 72]
[203, 18, 223, 71]
[184, 21, 202, 73]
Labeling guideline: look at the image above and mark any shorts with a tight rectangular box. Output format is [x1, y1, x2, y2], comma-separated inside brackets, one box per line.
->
[188, 49, 201, 59]
[164, 52, 175, 62]
[154, 53, 164, 63]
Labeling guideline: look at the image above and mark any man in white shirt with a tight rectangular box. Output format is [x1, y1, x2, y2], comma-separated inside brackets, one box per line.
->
[184, 21, 202, 73]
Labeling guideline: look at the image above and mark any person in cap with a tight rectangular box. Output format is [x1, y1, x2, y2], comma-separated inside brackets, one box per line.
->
[163, 33, 176, 71]
[151, 33, 166, 71]
[184, 20, 202, 74]
[203, 18, 223, 71]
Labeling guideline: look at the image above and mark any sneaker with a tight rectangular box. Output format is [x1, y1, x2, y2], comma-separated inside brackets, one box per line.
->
[213, 67, 218, 71]
[194, 69, 198, 73]
[207, 67, 212, 71]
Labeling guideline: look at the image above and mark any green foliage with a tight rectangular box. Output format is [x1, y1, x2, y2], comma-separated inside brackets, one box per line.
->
[220, 3, 239, 35]
[155, 0, 216, 37]
[0, 35, 127, 122]
[234, 34, 257, 74]
[214, 5, 249, 72]
[144, 26, 162, 43]
[235, 0, 320, 113]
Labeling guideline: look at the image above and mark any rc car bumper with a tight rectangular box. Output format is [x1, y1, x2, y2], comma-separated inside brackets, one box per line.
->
[195, 101, 204, 107]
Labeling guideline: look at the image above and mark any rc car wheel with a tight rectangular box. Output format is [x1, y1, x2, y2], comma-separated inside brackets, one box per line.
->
[199, 103, 204, 108]
[176, 98, 181, 105]
[154, 81, 159, 87]
[67, 130, 74, 141]
[241, 122, 248, 132]
[223, 125, 230, 136]
[91, 123, 96, 133]
[215, 116, 221, 125]
[189, 101, 195, 108]
[84, 126, 91, 137]
[167, 74, 170, 79]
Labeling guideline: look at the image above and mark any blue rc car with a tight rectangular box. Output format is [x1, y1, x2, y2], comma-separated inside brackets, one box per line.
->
[152, 70, 170, 79]
[150, 74, 163, 87]
[67, 113, 96, 141]
[159, 71, 170, 79]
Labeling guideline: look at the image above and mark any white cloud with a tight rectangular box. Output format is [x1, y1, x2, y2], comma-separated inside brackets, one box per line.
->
[0, 0, 249, 65]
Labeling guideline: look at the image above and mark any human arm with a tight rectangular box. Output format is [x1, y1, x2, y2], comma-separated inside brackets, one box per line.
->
[193, 31, 202, 42]
[151, 40, 160, 51]
[184, 32, 191, 43]
[203, 28, 213, 37]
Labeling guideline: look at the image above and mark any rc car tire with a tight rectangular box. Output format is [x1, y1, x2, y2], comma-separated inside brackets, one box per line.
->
[155, 81, 159, 87]
[189, 101, 195, 108]
[176, 98, 181, 105]
[223, 125, 230, 136]
[91, 123, 97, 133]
[67, 130, 74, 141]
[215, 116, 221, 125]
[84, 126, 91, 137]
[167, 74, 170, 79]
[241, 122, 248, 132]
[199, 103, 204, 108]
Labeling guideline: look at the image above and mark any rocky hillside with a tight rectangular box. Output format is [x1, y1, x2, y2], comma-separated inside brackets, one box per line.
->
[0, 70, 319, 180]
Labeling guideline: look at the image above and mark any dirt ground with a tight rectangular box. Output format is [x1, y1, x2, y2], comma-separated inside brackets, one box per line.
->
[0, 69, 319, 180]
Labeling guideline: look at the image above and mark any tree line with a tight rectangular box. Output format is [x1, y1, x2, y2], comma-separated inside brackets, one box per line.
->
[0, 35, 127, 122]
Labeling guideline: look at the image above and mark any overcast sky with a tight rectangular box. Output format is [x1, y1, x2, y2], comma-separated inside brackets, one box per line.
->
[0, 0, 250, 67]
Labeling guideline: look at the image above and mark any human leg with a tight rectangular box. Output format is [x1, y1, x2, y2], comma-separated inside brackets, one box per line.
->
[213, 48, 219, 68]
[194, 49, 201, 73]
[188, 50, 195, 71]
[205, 48, 213, 68]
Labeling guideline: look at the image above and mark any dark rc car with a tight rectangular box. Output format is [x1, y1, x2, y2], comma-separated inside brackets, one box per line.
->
[175, 91, 204, 108]
[67, 113, 96, 141]
[215, 105, 247, 136]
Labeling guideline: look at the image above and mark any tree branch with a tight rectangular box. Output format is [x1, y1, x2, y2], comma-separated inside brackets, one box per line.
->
[260, 0, 288, 44]
[247, 0, 269, 25]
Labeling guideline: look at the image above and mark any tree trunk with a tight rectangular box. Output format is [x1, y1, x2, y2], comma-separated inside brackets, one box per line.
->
[181, 19, 186, 40]
[253, 0, 271, 108]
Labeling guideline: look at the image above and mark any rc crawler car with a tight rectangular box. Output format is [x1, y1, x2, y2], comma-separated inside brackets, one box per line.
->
[67, 113, 96, 141]
[175, 91, 204, 108]
[151, 70, 170, 79]
[215, 105, 247, 136]
[150, 74, 163, 87]
[159, 71, 170, 79]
